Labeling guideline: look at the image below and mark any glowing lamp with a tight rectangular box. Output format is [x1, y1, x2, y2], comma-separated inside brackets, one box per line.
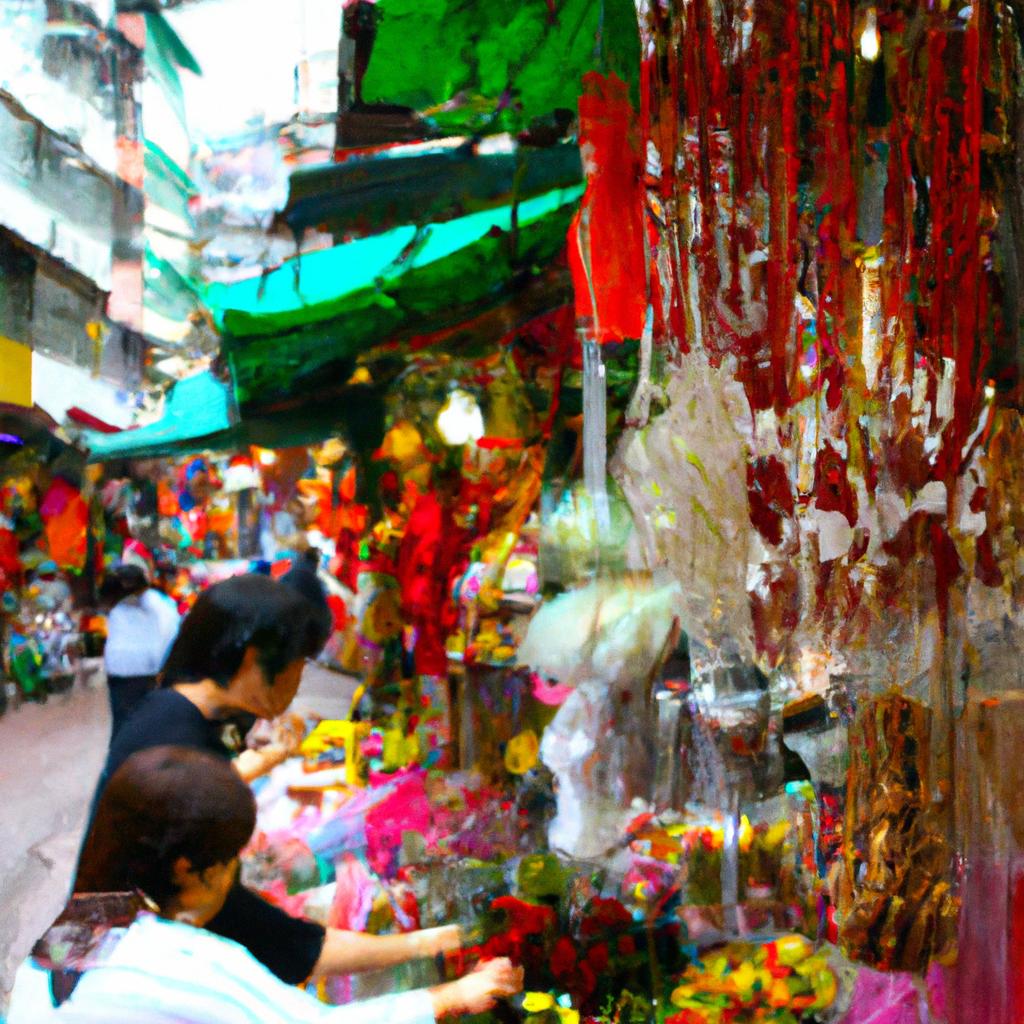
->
[436, 390, 484, 447]
[860, 8, 880, 61]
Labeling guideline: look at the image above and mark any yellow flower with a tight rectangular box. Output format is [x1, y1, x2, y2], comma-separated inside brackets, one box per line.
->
[729, 960, 757, 998]
[774, 934, 813, 966]
[504, 729, 540, 774]
[522, 992, 555, 1013]
[670, 984, 697, 1006]
[809, 968, 838, 1010]
[762, 820, 791, 850]
[768, 977, 792, 1009]
[706, 954, 730, 978]
[793, 954, 829, 979]
[378, 421, 425, 467]
[738, 815, 754, 853]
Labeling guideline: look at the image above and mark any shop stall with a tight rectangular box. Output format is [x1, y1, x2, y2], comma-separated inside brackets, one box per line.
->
[0, 405, 96, 709]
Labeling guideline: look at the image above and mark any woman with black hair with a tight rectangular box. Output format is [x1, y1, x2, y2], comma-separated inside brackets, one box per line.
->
[87, 573, 462, 994]
[100, 564, 180, 737]
[15, 747, 521, 1022]
[99, 573, 322, 787]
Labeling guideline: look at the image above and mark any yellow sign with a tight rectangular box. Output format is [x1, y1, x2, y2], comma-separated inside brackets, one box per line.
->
[300, 719, 370, 787]
[0, 336, 32, 407]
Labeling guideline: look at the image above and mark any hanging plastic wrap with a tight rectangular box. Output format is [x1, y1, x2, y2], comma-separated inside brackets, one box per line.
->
[537, 478, 634, 588]
[653, 650, 818, 942]
[612, 353, 757, 661]
[950, 691, 1024, 1024]
[518, 576, 680, 858]
[581, 336, 610, 537]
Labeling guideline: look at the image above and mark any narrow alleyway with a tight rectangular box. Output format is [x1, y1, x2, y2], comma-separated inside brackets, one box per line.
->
[0, 668, 110, 1008]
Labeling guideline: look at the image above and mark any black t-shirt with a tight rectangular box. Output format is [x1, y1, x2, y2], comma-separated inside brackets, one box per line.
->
[92, 688, 327, 985]
[103, 689, 233, 780]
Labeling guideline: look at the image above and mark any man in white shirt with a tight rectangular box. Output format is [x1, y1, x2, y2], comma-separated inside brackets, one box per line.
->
[101, 566, 180, 736]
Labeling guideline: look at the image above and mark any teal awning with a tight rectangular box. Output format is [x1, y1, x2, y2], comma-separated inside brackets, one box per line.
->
[206, 184, 583, 339]
[216, 184, 581, 408]
[83, 369, 388, 462]
[84, 370, 236, 462]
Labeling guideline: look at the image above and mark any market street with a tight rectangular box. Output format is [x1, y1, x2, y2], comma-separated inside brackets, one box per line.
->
[0, 0, 1020, 1018]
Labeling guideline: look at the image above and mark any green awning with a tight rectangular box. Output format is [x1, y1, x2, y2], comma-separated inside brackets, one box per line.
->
[145, 245, 201, 322]
[84, 370, 236, 462]
[281, 142, 582, 237]
[144, 140, 197, 230]
[143, 11, 201, 128]
[359, 0, 639, 136]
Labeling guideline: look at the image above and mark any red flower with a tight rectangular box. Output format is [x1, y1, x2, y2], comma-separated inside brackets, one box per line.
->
[491, 896, 556, 936]
[478, 934, 518, 960]
[551, 936, 577, 979]
[666, 1012, 708, 1024]
[581, 897, 632, 935]
[575, 961, 597, 999]
[617, 934, 636, 956]
[585, 941, 609, 973]
[593, 897, 632, 927]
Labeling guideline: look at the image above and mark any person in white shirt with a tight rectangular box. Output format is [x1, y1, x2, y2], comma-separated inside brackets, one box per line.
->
[100, 565, 180, 736]
[9, 746, 521, 1023]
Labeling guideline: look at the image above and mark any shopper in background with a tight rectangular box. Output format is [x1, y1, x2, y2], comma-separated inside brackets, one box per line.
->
[11, 746, 520, 1022]
[100, 564, 180, 737]
[279, 546, 333, 656]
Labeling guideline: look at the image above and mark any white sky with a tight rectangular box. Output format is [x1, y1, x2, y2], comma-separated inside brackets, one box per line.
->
[165, 0, 341, 144]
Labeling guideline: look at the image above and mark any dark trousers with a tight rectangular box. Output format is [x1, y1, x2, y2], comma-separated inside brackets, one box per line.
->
[107, 673, 158, 738]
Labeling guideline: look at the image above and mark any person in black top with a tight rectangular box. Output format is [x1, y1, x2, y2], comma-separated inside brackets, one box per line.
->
[88, 573, 461, 988]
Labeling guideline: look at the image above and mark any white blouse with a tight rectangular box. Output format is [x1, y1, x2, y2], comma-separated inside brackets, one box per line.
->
[9, 915, 436, 1024]
[104, 591, 180, 678]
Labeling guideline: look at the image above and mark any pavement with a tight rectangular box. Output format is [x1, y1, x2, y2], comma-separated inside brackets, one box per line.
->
[0, 659, 359, 1012]
[292, 660, 360, 721]
[0, 663, 110, 1011]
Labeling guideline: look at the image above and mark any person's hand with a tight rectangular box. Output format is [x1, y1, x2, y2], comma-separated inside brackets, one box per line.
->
[257, 741, 290, 768]
[274, 713, 306, 757]
[413, 924, 462, 958]
[436, 958, 523, 1017]
[233, 743, 288, 783]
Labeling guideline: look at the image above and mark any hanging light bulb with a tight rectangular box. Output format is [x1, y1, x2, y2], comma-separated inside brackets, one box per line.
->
[436, 389, 484, 446]
[256, 447, 278, 466]
[860, 7, 880, 61]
